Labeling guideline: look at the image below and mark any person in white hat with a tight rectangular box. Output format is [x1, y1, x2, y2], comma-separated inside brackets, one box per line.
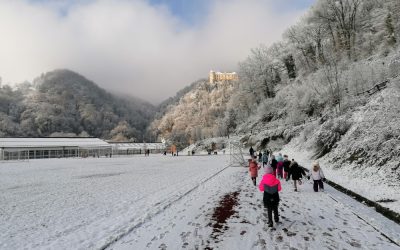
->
[308, 162, 326, 192]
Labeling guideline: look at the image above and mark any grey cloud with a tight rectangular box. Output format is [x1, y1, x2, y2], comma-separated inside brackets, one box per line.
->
[0, 0, 307, 103]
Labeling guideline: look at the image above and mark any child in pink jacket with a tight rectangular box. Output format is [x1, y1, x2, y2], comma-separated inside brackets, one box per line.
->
[249, 157, 260, 186]
[259, 166, 282, 227]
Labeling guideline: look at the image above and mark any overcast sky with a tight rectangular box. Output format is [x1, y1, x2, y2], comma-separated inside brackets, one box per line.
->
[0, 0, 315, 104]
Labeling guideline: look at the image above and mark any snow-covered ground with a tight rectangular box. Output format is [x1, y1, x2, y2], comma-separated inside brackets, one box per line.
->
[1, 155, 399, 249]
[280, 135, 400, 215]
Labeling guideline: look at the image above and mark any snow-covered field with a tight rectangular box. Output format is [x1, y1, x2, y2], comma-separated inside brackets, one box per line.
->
[0, 155, 230, 249]
[1, 155, 399, 249]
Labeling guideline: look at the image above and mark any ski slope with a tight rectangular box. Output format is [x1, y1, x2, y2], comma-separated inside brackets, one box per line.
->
[0, 155, 399, 249]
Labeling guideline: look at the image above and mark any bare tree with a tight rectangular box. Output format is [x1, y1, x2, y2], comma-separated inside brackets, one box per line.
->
[314, 0, 361, 59]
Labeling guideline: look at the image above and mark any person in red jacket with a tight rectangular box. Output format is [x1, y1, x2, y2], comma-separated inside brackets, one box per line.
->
[249, 157, 260, 186]
[259, 166, 282, 227]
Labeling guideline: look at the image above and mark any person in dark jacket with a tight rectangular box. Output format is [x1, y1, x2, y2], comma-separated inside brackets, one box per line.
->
[258, 151, 262, 161]
[249, 146, 254, 157]
[270, 155, 278, 177]
[259, 166, 282, 227]
[288, 160, 306, 192]
[282, 155, 291, 181]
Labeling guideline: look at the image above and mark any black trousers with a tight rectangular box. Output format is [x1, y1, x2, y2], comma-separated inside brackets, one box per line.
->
[265, 202, 279, 223]
[313, 180, 324, 192]
[251, 177, 256, 186]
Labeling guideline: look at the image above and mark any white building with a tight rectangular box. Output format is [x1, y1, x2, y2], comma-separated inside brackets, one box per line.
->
[108, 142, 166, 156]
[0, 138, 111, 160]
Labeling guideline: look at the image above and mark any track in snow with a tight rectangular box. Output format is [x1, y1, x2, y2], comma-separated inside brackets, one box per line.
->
[102, 163, 233, 250]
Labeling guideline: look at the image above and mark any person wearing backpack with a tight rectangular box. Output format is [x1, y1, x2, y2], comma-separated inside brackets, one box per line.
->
[262, 150, 268, 167]
[308, 162, 326, 192]
[259, 166, 282, 227]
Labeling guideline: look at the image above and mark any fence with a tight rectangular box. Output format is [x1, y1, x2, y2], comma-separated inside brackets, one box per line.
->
[229, 142, 247, 167]
[355, 80, 389, 96]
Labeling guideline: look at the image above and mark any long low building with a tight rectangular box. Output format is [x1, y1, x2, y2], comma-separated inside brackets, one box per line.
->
[0, 138, 112, 160]
[108, 142, 166, 156]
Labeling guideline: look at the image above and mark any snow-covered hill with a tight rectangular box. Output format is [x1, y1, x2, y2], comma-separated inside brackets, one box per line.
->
[289, 80, 400, 213]
[216, 79, 400, 215]
[0, 69, 156, 139]
[151, 79, 238, 148]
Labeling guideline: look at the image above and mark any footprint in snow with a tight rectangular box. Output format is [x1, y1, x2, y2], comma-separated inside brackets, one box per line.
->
[348, 240, 362, 248]
[282, 228, 296, 237]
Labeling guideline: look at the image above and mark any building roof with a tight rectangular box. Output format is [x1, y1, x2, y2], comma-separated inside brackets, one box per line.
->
[0, 138, 111, 149]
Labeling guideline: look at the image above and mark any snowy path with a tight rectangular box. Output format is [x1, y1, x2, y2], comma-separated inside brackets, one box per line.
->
[1, 156, 399, 249]
[279, 140, 400, 214]
[110, 166, 400, 250]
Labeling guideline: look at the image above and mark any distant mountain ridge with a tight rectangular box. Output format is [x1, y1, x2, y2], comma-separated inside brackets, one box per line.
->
[0, 69, 156, 140]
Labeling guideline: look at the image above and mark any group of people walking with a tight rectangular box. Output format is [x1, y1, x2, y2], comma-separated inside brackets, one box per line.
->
[248, 146, 326, 227]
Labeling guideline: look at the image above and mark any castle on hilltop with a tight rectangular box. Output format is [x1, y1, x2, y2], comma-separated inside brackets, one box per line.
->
[209, 70, 238, 84]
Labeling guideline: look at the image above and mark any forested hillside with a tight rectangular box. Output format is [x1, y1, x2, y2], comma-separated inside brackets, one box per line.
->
[154, 0, 400, 149]
[0, 69, 156, 140]
[150, 79, 239, 149]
